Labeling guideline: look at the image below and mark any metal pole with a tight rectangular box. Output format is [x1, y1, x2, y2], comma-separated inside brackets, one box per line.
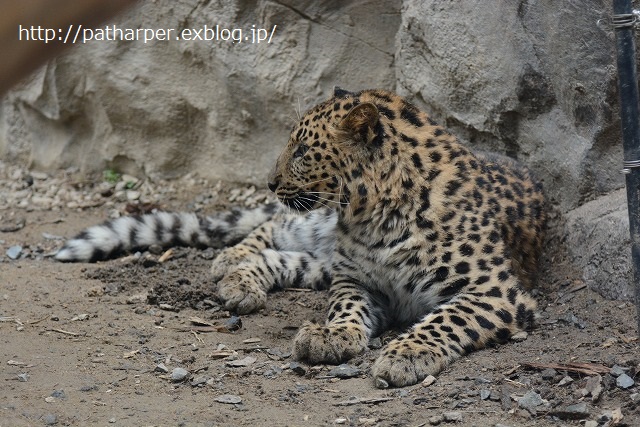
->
[612, 0, 640, 335]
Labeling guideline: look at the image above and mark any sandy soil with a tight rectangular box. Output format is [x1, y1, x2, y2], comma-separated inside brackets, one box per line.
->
[1, 173, 639, 427]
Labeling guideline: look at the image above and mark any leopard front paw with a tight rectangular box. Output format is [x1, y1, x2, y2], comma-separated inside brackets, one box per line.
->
[371, 338, 447, 388]
[292, 322, 367, 364]
[215, 271, 267, 315]
[210, 249, 244, 282]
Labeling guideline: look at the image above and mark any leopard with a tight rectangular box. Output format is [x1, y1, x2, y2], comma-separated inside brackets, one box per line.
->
[55, 87, 546, 387]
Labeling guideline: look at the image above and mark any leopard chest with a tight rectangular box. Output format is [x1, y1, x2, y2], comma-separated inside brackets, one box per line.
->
[333, 222, 448, 325]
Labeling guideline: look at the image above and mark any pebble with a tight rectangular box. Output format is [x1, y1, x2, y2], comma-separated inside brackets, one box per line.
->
[190, 376, 208, 387]
[517, 390, 544, 411]
[375, 377, 389, 389]
[215, 394, 242, 404]
[557, 376, 573, 386]
[428, 414, 443, 425]
[551, 402, 590, 420]
[155, 363, 169, 373]
[610, 365, 627, 377]
[6, 245, 22, 260]
[171, 367, 189, 382]
[585, 375, 603, 401]
[289, 362, 307, 376]
[560, 312, 586, 329]
[334, 418, 348, 424]
[43, 413, 57, 425]
[148, 244, 163, 255]
[17, 373, 29, 382]
[226, 356, 257, 367]
[422, 374, 436, 387]
[616, 373, 635, 389]
[327, 364, 362, 378]
[50, 390, 66, 400]
[480, 389, 491, 400]
[540, 368, 557, 380]
[443, 411, 462, 422]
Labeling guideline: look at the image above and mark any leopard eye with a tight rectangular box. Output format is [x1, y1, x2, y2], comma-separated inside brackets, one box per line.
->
[293, 143, 309, 159]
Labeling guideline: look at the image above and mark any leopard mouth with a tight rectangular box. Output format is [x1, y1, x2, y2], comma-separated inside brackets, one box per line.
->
[280, 192, 318, 212]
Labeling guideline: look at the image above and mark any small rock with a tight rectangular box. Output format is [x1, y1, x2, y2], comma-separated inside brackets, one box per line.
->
[190, 376, 208, 387]
[585, 375, 603, 401]
[6, 245, 22, 260]
[551, 402, 590, 420]
[375, 377, 389, 389]
[289, 361, 306, 376]
[630, 392, 640, 402]
[616, 373, 635, 389]
[328, 364, 362, 378]
[223, 316, 242, 332]
[517, 390, 544, 411]
[155, 363, 169, 373]
[17, 373, 29, 382]
[263, 366, 283, 378]
[557, 376, 573, 386]
[443, 411, 462, 422]
[214, 394, 242, 404]
[126, 190, 141, 201]
[428, 414, 444, 425]
[422, 374, 436, 387]
[50, 390, 66, 400]
[560, 312, 586, 329]
[226, 356, 257, 367]
[583, 421, 598, 427]
[510, 331, 528, 342]
[43, 413, 57, 425]
[541, 368, 557, 380]
[480, 389, 491, 400]
[148, 244, 163, 255]
[334, 418, 348, 425]
[171, 367, 189, 382]
[266, 347, 291, 360]
[108, 417, 116, 423]
[610, 365, 628, 377]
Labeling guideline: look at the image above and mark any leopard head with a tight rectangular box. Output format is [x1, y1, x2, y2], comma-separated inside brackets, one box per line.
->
[267, 88, 383, 212]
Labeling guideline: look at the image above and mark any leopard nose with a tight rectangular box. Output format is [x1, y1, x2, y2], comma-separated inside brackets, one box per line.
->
[267, 179, 279, 193]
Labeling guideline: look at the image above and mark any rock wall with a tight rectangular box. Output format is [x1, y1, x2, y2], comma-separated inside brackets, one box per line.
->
[1, 0, 635, 299]
[0, 0, 401, 182]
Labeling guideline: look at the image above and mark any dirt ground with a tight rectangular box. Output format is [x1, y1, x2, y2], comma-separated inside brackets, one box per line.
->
[1, 170, 640, 427]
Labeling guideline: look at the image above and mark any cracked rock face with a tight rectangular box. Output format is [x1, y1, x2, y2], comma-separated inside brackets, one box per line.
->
[396, 0, 621, 214]
[1, 0, 400, 184]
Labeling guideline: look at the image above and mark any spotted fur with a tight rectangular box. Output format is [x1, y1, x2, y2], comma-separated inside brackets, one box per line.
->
[56, 88, 546, 387]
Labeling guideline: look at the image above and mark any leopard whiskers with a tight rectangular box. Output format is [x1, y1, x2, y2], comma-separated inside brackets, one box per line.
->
[305, 192, 351, 206]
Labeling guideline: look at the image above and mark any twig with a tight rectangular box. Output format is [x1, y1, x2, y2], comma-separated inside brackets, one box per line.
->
[47, 328, 80, 336]
[520, 361, 610, 376]
[334, 396, 393, 406]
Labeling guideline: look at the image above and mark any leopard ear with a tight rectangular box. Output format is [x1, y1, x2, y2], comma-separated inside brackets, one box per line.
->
[338, 103, 379, 145]
[333, 86, 353, 98]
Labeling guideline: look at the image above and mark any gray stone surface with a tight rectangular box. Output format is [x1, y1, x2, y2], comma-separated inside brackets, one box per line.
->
[1, 0, 400, 183]
[564, 189, 633, 300]
[396, 1, 621, 213]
